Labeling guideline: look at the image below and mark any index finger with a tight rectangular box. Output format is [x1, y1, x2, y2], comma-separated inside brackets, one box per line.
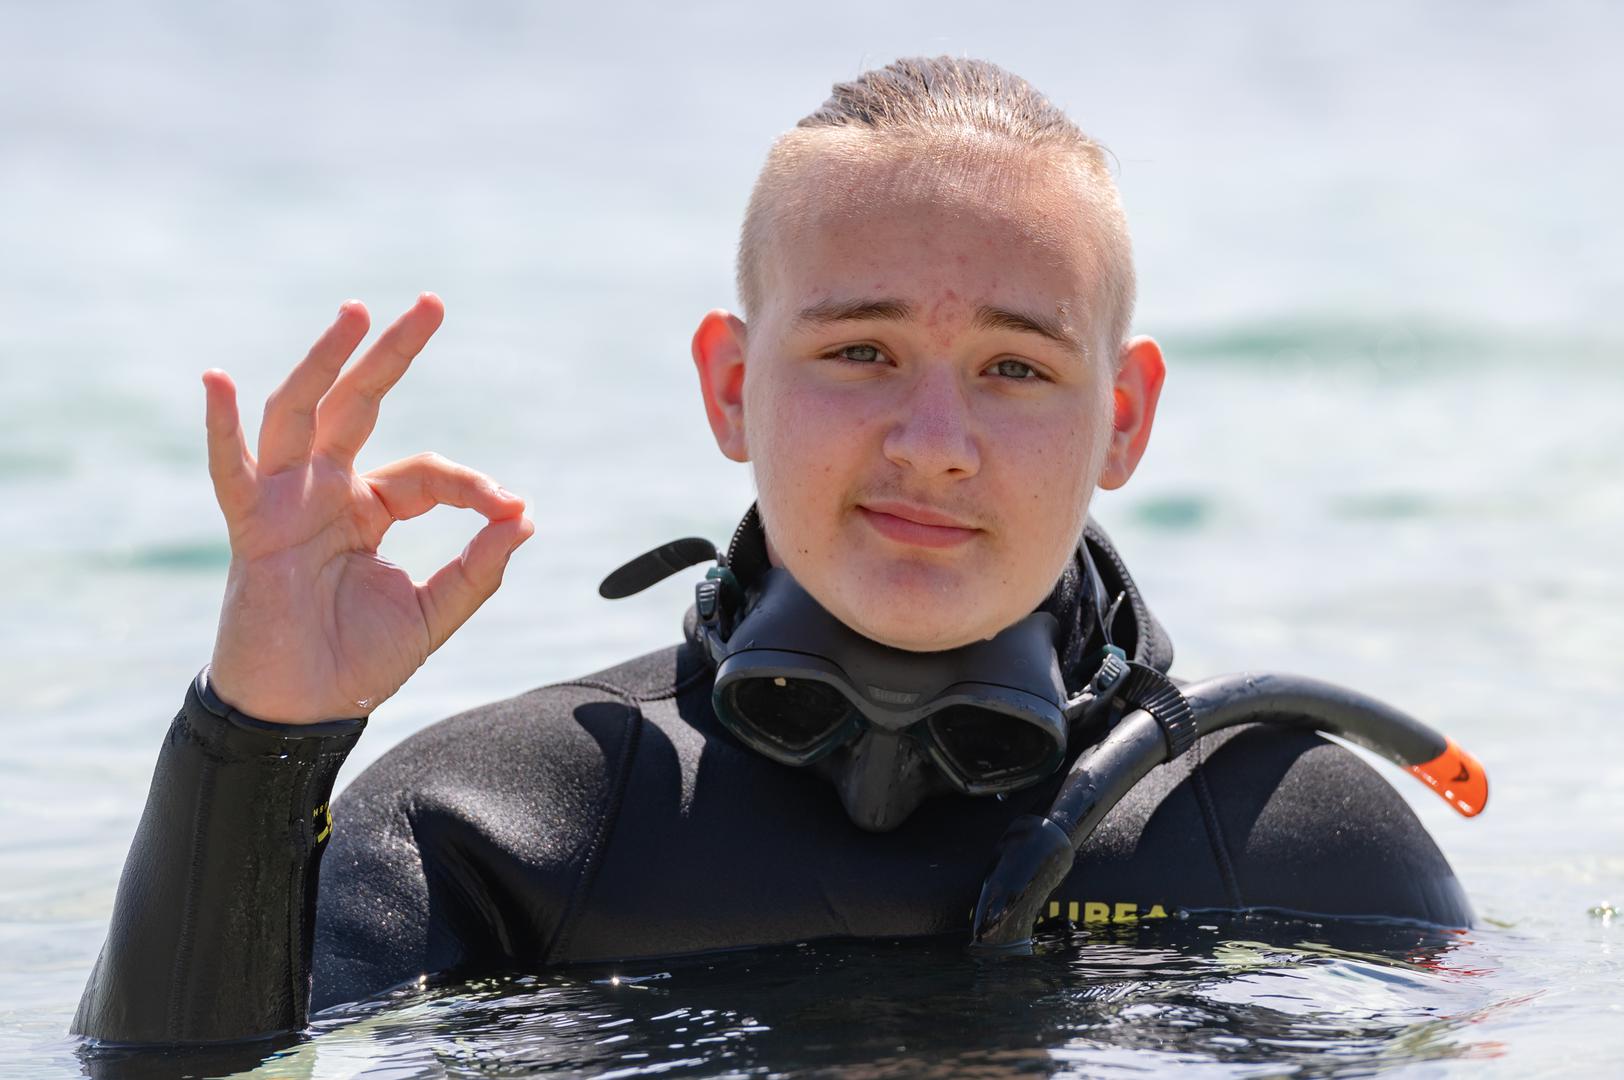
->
[363, 452, 525, 525]
[313, 292, 446, 466]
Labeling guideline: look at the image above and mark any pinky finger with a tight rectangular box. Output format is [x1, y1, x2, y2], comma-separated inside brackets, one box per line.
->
[202, 369, 257, 518]
[417, 514, 536, 654]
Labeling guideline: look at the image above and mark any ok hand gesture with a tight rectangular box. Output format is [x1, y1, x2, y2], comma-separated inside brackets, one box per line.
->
[202, 294, 534, 724]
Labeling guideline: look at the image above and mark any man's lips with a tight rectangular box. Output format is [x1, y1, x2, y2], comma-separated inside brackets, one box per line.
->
[857, 502, 981, 549]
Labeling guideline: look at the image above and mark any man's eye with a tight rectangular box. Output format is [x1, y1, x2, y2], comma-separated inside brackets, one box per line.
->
[990, 358, 1040, 380]
[831, 343, 884, 363]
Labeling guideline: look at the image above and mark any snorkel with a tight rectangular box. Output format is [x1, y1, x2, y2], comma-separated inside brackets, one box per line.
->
[967, 669, 1487, 949]
[601, 526, 1490, 951]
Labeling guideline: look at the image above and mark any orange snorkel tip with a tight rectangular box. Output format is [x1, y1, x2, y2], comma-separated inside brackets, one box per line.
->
[1408, 737, 1488, 817]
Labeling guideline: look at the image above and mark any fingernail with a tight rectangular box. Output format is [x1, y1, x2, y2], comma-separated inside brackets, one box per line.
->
[496, 486, 520, 501]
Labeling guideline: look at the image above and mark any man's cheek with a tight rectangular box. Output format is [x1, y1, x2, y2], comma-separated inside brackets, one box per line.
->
[781, 394, 875, 470]
[991, 426, 1093, 526]
[986, 418, 1080, 476]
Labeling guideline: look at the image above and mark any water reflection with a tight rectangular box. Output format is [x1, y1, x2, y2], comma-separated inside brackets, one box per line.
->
[76, 914, 1505, 1078]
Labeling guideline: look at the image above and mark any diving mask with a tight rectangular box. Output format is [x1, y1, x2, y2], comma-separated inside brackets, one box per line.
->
[701, 566, 1073, 798]
[599, 532, 1119, 831]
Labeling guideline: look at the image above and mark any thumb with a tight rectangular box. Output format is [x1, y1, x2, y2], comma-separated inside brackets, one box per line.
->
[418, 514, 536, 653]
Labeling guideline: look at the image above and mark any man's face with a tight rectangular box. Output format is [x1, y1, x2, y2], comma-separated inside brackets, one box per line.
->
[697, 142, 1153, 651]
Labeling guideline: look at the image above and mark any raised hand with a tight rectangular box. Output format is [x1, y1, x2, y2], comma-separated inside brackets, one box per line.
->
[202, 294, 534, 724]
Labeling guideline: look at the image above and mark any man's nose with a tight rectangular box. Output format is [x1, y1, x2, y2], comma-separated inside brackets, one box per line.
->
[881, 364, 981, 478]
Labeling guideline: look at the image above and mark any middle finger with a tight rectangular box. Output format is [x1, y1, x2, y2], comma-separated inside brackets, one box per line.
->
[314, 292, 446, 467]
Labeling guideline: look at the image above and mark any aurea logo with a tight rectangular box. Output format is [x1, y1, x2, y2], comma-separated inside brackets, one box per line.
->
[1042, 900, 1169, 924]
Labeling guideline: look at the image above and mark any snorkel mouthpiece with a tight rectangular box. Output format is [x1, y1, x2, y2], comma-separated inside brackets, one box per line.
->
[970, 706, 1171, 949]
[968, 815, 1075, 953]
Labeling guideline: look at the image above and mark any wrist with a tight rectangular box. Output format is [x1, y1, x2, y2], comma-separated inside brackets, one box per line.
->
[196, 666, 369, 737]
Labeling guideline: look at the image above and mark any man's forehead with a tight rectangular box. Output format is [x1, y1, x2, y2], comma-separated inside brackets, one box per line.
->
[775, 136, 1094, 244]
[760, 144, 1107, 336]
[764, 140, 1109, 285]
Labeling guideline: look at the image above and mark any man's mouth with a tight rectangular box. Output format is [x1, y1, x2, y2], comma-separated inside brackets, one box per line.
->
[857, 501, 981, 549]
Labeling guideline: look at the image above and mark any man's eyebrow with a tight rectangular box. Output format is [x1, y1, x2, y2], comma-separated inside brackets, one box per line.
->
[794, 298, 915, 325]
[972, 306, 1083, 355]
[794, 297, 1084, 356]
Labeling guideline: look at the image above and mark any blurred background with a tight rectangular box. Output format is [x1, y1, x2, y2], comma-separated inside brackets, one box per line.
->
[1, 0, 1620, 1075]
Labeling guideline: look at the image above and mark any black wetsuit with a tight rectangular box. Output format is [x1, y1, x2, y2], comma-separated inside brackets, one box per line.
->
[72, 519, 1472, 1046]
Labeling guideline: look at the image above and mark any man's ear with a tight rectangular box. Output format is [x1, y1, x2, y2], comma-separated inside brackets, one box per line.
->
[691, 309, 750, 462]
[1098, 335, 1165, 490]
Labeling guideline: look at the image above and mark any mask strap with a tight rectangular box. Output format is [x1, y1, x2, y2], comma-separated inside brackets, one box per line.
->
[598, 537, 719, 599]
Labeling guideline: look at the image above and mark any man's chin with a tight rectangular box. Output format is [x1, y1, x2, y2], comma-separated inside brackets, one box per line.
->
[792, 545, 1006, 651]
[828, 583, 1002, 653]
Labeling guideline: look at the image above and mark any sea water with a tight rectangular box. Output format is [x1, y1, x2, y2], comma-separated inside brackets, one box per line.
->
[2, 1, 1621, 1076]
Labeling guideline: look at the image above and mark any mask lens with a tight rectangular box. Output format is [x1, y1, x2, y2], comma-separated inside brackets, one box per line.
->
[721, 676, 856, 756]
[928, 705, 1057, 784]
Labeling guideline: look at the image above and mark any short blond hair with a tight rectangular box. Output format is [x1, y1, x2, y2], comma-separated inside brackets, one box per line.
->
[736, 57, 1136, 351]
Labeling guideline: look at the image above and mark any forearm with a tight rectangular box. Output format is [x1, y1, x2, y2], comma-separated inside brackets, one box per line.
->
[73, 670, 365, 1044]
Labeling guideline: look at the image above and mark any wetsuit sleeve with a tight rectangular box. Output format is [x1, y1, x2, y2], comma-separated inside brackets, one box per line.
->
[72, 671, 365, 1044]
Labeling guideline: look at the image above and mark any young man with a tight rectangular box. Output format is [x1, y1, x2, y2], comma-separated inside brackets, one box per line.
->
[74, 58, 1471, 1046]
